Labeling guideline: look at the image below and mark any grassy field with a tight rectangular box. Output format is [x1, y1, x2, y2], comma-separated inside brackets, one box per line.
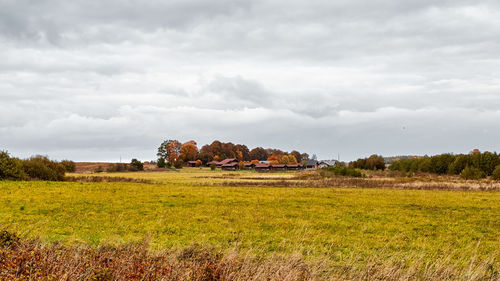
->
[1, 168, 499, 279]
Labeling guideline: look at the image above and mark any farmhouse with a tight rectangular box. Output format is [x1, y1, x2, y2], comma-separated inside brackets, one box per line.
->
[318, 160, 337, 168]
[244, 163, 256, 169]
[186, 161, 198, 167]
[221, 162, 239, 170]
[217, 158, 239, 167]
[255, 163, 270, 171]
[305, 160, 318, 169]
[206, 161, 218, 167]
[270, 164, 286, 171]
[285, 163, 302, 170]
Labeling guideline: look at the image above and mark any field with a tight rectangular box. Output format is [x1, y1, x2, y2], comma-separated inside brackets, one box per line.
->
[1, 168, 499, 280]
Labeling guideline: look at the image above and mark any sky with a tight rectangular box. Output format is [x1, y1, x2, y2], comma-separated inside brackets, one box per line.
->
[1, 0, 500, 162]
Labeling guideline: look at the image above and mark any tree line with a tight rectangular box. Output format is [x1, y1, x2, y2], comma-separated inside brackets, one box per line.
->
[0, 151, 75, 181]
[156, 140, 310, 168]
[389, 151, 500, 179]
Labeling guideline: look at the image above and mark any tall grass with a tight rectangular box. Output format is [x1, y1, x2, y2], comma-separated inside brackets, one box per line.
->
[0, 234, 498, 281]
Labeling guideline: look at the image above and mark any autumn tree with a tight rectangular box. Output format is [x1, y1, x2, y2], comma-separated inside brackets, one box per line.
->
[157, 139, 182, 167]
[281, 154, 298, 164]
[180, 141, 198, 162]
[290, 151, 302, 163]
[249, 147, 268, 161]
[267, 154, 281, 165]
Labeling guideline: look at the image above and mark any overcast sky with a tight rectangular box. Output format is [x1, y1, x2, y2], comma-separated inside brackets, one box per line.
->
[1, 0, 500, 162]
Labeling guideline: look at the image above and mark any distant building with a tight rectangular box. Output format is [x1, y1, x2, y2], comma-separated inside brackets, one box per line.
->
[285, 163, 302, 170]
[318, 160, 337, 168]
[221, 162, 239, 170]
[305, 160, 318, 169]
[186, 161, 197, 167]
[255, 163, 271, 171]
[217, 158, 239, 167]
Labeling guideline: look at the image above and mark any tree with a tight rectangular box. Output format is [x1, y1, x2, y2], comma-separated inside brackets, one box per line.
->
[180, 142, 198, 162]
[290, 151, 302, 163]
[157, 139, 182, 166]
[0, 151, 27, 180]
[249, 147, 268, 161]
[60, 160, 76, 173]
[267, 155, 281, 163]
[460, 166, 485, 180]
[195, 160, 202, 167]
[491, 165, 500, 180]
[130, 159, 144, 171]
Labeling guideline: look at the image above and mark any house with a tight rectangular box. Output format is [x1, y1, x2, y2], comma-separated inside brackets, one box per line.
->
[270, 164, 286, 171]
[206, 161, 218, 167]
[186, 161, 198, 167]
[305, 160, 318, 169]
[285, 163, 302, 170]
[221, 162, 239, 171]
[255, 163, 270, 171]
[217, 158, 239, 167]
[318, 160, 337, 169]
[244, 163, 256, 169]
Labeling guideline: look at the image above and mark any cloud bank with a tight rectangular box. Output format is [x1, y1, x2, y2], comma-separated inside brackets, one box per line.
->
[1, 0, 500, 161]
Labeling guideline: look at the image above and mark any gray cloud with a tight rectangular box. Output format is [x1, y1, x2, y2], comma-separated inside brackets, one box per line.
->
[1, 0, 500, 161]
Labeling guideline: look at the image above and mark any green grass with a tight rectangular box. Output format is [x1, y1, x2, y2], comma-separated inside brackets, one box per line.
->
[1, 169, 499, 268]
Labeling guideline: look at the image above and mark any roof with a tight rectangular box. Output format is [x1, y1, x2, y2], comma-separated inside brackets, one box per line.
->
[187, 161, 197, 164]
[286, 164, 301, 167]
[219, 158, 239, 165]
[255, 163, 270, 168]
[318, 160, 337, 166]
[221, 162, 239, 167]
[306, 160, 318, 166]
[271, 164, 286, 168]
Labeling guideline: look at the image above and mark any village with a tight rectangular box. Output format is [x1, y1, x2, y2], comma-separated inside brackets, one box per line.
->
[185, 158, 339, 171]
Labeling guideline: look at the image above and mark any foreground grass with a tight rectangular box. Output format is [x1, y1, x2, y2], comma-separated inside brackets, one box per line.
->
[1, 169, 499, 279]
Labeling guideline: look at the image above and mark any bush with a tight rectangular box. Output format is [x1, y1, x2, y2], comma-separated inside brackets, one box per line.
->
[22, 156, 65, 181]
[460, 166, 485, 180]
[210, 164, 216, 171]
[157, 158, 166, 168]
[130, 159, 144, 171]
[0, 151, 27, 180]
[61, 160, 76, 172]
[106, 163, 129, 172]
[320, 167, 363, 178]
[173, 160, 183, 169]
[491, 165, 500, 180]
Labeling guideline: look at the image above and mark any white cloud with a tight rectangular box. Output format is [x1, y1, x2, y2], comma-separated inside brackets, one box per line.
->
[1, 0, 500, 161]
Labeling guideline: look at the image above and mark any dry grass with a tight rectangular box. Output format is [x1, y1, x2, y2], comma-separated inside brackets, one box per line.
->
[65, 175, 155, 184]
[1, 234, 498, 281]
[210, 174, 500, 191]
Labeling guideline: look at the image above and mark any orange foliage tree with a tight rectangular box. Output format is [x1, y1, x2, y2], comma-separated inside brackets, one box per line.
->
[180, 141, 198, 162]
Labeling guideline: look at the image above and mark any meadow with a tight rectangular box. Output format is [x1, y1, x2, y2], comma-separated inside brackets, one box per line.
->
[1, 168, 499, 280]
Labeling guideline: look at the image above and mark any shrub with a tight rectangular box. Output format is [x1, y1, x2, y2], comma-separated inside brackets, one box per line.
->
[491, 165, 500, 180]
[22, 156, 65, 181]
[130, 159, 144, 171]
[320, 166, 363, 178]
[210, 164, 216, 171]
[0, 151, 27, 180]
[157, 158, 166, 168]
[94, 166, 104, 173]
[173, 160, 183, 169]
[106, 163, 129, 172]
[61, 160, 76, 172]
[460, 166, 485, 180]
